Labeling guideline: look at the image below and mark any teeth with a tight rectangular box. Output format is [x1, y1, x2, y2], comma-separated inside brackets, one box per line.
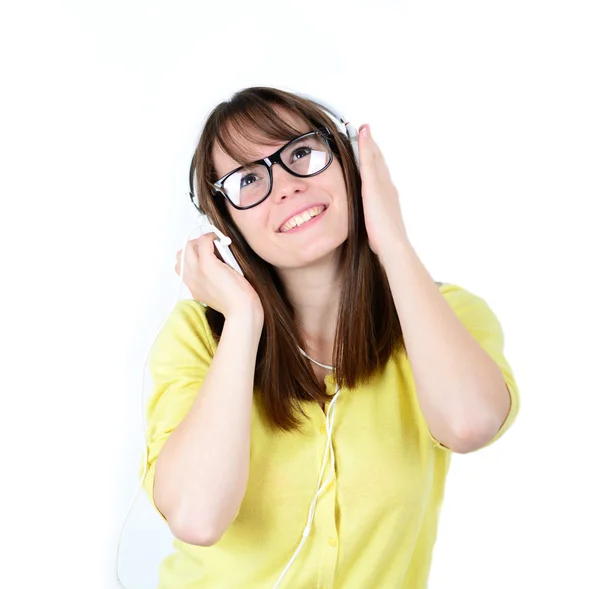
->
[280, 206, 325, 233]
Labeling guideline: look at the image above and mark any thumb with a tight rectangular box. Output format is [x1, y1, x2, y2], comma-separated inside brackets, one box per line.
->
[195, 232, 220, 256]
[357, 124, 373, 177]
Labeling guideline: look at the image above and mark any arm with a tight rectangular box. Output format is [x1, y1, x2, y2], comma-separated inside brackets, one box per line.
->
[379, 238, 511, 453]
[153, 304, 264, 545]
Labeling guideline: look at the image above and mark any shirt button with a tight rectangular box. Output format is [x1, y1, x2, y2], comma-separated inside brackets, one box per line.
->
[326, 481, 334, 491]
[320, 425, 327, 434]
[328, 537, 337, 547]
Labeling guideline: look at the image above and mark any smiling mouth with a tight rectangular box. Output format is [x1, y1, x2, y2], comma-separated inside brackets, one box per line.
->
[278, 205, 328, 233]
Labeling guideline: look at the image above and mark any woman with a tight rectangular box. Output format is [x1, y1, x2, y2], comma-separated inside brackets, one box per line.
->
[140, 86, 520, 588]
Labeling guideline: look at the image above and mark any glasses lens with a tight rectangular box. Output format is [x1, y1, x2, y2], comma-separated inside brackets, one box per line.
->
[222, 162, 270, 209]
[281, 133, 331, 177]
[221, 132, 332, 209]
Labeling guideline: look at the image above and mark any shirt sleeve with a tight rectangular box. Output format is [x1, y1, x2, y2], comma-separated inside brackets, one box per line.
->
[137, 299, 216, 522]
[427, 282, 521, 453]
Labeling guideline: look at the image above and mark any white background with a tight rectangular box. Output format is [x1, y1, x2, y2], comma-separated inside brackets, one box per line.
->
[1, 1, 598, 587]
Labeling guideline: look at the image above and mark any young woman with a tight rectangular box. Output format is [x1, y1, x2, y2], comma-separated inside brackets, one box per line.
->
[140, 86, 520, 588]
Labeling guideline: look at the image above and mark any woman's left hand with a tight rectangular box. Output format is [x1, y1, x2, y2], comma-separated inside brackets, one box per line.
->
[357, 124, 409, 257]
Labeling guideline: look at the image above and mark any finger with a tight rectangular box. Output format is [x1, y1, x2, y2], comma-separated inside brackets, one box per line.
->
[360, 124, 382, 156]
[189, 232, 212, 246]
[358, 124, 389, 179]
[196, 232, 220, 261]
[357, 124, 375, 179]
[197, 232, 219, 248]
[185, 233, 214, 257]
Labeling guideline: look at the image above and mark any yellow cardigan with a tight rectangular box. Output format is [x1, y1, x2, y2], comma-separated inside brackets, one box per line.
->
[139, 283, 520, 588]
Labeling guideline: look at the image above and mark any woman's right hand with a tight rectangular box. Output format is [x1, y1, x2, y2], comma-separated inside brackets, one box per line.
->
[175, 233, 263, 320]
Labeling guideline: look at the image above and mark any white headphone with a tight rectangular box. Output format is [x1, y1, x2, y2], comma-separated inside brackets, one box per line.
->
[115, 90, 360, 588]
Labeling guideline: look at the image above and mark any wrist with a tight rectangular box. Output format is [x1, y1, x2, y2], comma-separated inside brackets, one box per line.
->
[377, 232, 413, 267]
[226, 301, 264, 332]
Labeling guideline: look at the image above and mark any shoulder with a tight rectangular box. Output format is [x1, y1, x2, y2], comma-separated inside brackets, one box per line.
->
[435, 280, 485, 306]
[151, 299, 218, 363]
[434, 282, 506, 343]
[435, 281, 492, 308]
[172, 298, 212, 329]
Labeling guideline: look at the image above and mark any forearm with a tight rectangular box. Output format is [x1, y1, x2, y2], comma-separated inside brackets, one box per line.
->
[379, 237, 510, 452]
[154, 306, 263, 544]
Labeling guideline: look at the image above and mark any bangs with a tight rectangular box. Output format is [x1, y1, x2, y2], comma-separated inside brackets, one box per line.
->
[214, 102, 318, 171]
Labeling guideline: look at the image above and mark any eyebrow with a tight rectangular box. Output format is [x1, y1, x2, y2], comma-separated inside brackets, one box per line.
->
[218, 128, 315, 180]
[219, 139, 285, 177]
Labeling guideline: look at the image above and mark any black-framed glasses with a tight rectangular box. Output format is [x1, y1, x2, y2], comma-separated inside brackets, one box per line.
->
[205, 126, 335, 211]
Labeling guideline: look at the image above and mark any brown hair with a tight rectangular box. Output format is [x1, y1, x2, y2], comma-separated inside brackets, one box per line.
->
[191, 86, 406, 433]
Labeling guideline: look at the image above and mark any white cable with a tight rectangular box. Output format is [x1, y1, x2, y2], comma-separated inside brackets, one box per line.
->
[298, 346, 333, 370]
[116, 220, 342, 588]
[270, 385, 341, 589]
[115, 222, 204, 588]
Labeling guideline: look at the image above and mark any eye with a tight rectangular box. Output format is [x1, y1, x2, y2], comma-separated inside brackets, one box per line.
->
[241, 174, 257, 187]
[290, 146, 312, 162]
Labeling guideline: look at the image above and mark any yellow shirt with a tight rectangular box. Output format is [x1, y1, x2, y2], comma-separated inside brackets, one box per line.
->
[139, 282, 520, 588]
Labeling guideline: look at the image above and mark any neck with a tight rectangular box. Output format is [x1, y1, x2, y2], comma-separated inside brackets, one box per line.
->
[276, 254, 342, 349]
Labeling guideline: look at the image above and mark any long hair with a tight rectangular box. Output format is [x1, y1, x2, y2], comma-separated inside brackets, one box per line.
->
[191, 86, 406, 433]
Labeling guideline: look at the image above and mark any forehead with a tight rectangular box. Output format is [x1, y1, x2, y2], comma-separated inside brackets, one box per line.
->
[211, 107, 313, 178]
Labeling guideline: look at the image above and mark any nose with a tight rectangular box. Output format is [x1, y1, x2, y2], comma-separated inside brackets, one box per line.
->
[269, 162, 308, 204]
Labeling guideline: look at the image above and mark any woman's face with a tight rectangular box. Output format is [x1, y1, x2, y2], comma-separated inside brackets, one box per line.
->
[211, 109, 349, 270]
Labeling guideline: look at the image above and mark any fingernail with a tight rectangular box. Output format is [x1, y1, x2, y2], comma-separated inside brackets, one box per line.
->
[360, 124, 370, 138]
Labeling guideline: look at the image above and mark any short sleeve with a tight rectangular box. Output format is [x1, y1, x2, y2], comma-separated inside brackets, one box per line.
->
[428, 283, 521, 452]
[138, 299, 217, 522]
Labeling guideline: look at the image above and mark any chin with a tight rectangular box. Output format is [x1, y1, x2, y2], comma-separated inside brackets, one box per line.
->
[273, 236, 347, 270]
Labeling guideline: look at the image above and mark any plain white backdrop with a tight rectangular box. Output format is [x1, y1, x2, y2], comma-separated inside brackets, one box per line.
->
[1, 1, 598, 587]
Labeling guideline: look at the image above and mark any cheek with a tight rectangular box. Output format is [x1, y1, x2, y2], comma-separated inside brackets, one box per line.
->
[229, 211, 271, 252]
[336, 205, 350, 240]
[333, 184, 350, 226]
